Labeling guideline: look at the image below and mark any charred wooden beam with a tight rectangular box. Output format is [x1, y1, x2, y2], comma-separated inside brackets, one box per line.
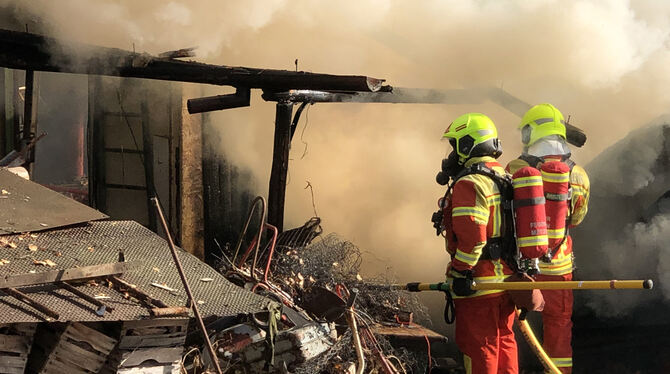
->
[11, 72, 20, 150]
[88, 75, 105, 210]
[141, 100, 157, 232]
[0, 71, 4, 156]
[21, 70, 33, 143]
[187, 87, 250, 114]
[0, 28, 385, 92]
[267, 102, 293, 231]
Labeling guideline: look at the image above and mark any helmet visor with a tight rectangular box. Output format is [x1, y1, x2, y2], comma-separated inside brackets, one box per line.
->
[521, 125, 532, 145]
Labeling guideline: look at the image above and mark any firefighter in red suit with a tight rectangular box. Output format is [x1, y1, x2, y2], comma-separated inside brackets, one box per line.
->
[441, 113, 518, 374]
[506, 103, 590, 373]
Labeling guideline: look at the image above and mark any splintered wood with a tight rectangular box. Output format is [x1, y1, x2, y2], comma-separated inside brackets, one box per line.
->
[28, 322, 117, 374]
[100, 319, 188, 374]
[0, 323, 37, 374]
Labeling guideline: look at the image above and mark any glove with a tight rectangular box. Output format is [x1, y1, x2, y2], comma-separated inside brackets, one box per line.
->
[431, 210, 444, 235]
[450, 269, 476, 297]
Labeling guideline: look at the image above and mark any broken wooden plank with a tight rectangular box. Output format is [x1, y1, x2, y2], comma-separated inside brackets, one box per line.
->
[116, 364, 180, 374]
[150, 306, 189, 317]
[108, 276, 168, 308]
[117, 318, 187, 350]
[102, 319, 187, 373]
[118, 347, 183, 366]
[118, 334, 186, 350]
[0, 334, 31, 353]
[64, 322, 117, 353]
[0, 262, 131, 289]
[371, 323, 448, 342]
[0, 323, 36, 374]
[30, 323, 117, 374]
[121, 318, 189, 330]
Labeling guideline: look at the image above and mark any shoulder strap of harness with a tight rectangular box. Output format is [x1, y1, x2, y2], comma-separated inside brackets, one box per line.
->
[454, 162, 511, 188]
[518, 153, 544, 168]
[546, 156, 576, 263]
[450, 163, 519, 271]
[519, 153, 576, 172]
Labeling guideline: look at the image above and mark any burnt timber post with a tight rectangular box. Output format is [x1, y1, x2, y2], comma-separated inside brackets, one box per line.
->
[0, 69, 4, 157]
[179, 84, 205, 260]
[140, 99, 157, 232]
[21, 69, 33, 144]
[267, 102, 294, 231]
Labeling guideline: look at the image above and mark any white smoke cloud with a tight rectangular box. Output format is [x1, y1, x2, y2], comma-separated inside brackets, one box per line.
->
[4, 0, 670, 324]
[1, 0, 287, 57]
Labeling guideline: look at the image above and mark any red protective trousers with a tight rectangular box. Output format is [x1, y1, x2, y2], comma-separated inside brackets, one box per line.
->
[536, 273, 573, 374]
[454, 292, 518, 374]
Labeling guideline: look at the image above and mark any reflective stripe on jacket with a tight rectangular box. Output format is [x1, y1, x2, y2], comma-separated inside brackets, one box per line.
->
[506, 156, 590, 276]
[447, 156, 515, 298]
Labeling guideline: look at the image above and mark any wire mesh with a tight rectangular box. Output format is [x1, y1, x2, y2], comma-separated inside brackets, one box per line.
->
[272, 233, 430, 323]
[270, 233, 432, 373]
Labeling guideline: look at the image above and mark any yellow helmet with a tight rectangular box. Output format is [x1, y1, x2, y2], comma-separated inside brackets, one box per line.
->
[442, 113, 502, 162]
[519, 103, 566, 146]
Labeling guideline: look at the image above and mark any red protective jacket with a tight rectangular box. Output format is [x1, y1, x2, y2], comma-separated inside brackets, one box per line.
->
[446, 156, 515, 298]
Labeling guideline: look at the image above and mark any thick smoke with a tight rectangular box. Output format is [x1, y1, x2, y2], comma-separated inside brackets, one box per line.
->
[573, 118, 670, 318]
[5, 0, 670, 323]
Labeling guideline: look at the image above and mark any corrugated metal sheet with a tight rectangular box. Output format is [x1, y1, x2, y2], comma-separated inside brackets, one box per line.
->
[0, 221, 271, 322]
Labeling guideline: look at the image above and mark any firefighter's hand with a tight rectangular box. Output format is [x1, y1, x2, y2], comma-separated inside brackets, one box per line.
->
[450, 269, 476, 297]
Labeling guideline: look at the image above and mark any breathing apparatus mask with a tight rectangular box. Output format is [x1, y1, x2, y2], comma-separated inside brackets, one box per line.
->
[435, 146, 464, 186]
[431, 146, 464, 235]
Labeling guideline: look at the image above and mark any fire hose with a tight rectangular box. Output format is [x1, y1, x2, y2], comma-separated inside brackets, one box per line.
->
[392, 279, 653, 373]
[515, 308, 561, 374]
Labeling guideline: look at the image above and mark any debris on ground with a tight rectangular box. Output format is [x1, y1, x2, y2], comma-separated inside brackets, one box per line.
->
[190, 215, 451, 374]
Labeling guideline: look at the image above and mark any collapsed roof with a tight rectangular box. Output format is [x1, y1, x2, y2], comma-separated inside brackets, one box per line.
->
[0, 169, 271, 323]
[0, 220, 272, 323]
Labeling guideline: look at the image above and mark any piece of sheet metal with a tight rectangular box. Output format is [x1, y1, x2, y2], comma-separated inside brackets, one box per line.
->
[0, 168, 107, 234]
[301, 286, 346, 323]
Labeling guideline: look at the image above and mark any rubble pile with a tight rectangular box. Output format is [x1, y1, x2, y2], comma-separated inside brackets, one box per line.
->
[273, 233, 430, 325]
[212, 226, 439, 374]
